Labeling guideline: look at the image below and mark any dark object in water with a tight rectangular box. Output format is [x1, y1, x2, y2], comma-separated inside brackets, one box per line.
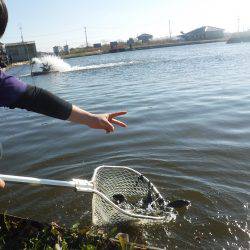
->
[157, 198, 164, 205]
[113, 194, 126, 205]
[40, 63, 51, 72]
[143, 190, 153, 208]
[135, 174, 145, 186]
[142, 181, 154, 208]
[31, 71, 52, 76]
[167, 199, 191, 209]
[31, 62, 56, 77]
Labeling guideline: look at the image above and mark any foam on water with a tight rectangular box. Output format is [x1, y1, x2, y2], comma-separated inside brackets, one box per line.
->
[31, 55, 135, 74]
[32, 55, 72, 72]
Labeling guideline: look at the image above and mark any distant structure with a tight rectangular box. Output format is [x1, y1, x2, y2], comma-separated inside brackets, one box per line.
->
[110, 41, 118, 50]
[238, 30, 250, 42]
[5, 41, 37, 63]
[137, 34, 153, 43]
[53, 46, 61, 56]
[63, 44, 69, 54]
[227, 30, 250, 43]
[180, 26, 224, 41]
[127, 38, 135, 49]
[109, 41, 125, 53]
[93, 43, 102, 49]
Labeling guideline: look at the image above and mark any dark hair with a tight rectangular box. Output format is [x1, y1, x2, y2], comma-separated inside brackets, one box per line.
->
[0, 0, 8, 38]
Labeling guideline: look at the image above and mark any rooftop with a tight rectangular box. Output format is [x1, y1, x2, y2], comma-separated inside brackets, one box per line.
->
[204, 26, 224, 32]
[137, 33, 153, 38]
[5, 41, 36, 47]
[185, 26, 224, 35]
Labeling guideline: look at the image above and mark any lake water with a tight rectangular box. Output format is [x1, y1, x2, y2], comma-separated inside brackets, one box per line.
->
[0, 42, 249, 249]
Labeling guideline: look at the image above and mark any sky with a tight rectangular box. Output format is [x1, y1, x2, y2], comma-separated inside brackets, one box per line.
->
[2, 0, 250, 52]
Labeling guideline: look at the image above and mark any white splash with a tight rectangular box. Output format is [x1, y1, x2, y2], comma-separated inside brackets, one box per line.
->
[73, 61, 135, 72]
[32, 55, 72, 72]
[31, 55, 136, 74]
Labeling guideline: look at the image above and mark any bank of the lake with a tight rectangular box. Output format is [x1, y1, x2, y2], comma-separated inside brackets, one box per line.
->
[62, 38, 226, 59]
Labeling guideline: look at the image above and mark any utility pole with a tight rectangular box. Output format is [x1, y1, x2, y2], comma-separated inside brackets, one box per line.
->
[19, 25, 24, 43]
[84, 26, 88, 48]
[19, 24, 32, 74]
[169, 20, 172, 39]
[237, 17, 240, 33]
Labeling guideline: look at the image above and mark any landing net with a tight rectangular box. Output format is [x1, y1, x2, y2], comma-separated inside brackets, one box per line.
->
[91, 166, 175, 225]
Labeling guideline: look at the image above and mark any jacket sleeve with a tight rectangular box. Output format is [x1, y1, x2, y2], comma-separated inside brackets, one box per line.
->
[11, 85, 73, 120]
[0, 71, 27, 107]
[0, 71, 72, 120]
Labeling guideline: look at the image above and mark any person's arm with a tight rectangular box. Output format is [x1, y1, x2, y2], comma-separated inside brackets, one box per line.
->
[0, 72, 127, 132]
[0, 72, 127, 188]
[68, 105, 127, 133]
[12, 85, 127, 133]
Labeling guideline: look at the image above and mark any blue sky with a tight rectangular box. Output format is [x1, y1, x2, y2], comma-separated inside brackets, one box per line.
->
[2, 0, 250, 51]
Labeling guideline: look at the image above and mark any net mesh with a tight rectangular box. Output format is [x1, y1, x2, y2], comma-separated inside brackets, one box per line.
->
[91, 166, 166, 225]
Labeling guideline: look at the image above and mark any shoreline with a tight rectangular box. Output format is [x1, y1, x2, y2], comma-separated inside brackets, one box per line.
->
[62, 38, 226, 59]
[5, 39, 227, 68]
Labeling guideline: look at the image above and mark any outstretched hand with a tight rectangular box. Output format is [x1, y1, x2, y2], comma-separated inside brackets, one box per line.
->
[88, 111, 127, 133]
[68, 106, 127, 133]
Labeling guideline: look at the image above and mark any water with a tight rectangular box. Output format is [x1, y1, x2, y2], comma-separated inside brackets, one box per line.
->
[0, 42, 249, 248]
[29, 54, 135, 75]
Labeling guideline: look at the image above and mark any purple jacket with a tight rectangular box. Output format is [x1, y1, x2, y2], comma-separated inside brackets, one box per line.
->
[0, 71, 27, 107]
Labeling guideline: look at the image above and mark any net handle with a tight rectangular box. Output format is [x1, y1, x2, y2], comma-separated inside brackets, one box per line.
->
[0, 174, 94, 191]
[1, 166, 168, 221]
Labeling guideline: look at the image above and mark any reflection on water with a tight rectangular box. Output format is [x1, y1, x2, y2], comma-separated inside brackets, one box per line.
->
[0, 42, 249, 248]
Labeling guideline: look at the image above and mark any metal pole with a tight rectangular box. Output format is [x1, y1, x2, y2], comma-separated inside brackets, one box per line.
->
[237, 17, 240, 33]
[84, 26, 88, 47]
[19, 25, 24, 43]
[169, 20, 172, 39]
[19, 25, 32, 74]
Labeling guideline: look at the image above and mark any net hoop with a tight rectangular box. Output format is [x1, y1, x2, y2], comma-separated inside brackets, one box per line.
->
[91, 165, 171, 225]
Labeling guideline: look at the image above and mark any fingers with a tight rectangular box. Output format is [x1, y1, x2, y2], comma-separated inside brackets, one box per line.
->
[0, 179, 5, 188]
[106, 122, 115, 132]
[109, 111, 127, 119]
[108, 111, 127, 129]
[101, 119, 114, 133]
[111, 118, 127, 127]
[99, 111, 127, 133]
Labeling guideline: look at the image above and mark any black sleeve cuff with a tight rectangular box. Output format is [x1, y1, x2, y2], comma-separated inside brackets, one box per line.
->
[10, 85, 72, 120]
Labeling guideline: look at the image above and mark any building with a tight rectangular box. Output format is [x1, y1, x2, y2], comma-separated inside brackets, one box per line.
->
[110, 41, 118, 50]
[93, 43, 102, 49]
[5, 41, 37, 62]
[127, 38, 134, 44]
[109, 41, 125, 53]
[180, 26, 224, 41]
[127, 38, 135, 49]
[137, 34, 153, 43]
[53, 46, 61, 56]
[227, 30, 250, 43]
[63, 45, 69, 54]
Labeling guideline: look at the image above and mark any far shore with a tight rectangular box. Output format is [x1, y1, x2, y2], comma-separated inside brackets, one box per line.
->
[62, 38, 227, 59]
[6, 38, 227, 69]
